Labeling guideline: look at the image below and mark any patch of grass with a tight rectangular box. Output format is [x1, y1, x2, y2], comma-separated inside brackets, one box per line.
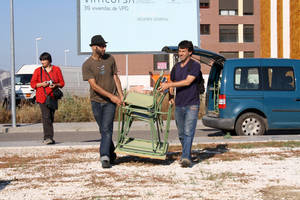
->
[204, 172, 252, 183]
[189, 176, 197, 185]
[223, 132, 232, 139]
[193, 141, 300, 150]
[85, 175, 113, 188]
[169, 142, 300, 163]
[0, 107, 12, 123]
[0, 103, 41, 123]
[230, 143, 255, 149]
[270, 156, 286, 161]
[82, 194, 141, 200]
[146, 191, 154, 196]
[55, 95, 94, 122]
[16, 103, 41, 123]
[0, 96, 95, 123]
[260, 186, 300, 200]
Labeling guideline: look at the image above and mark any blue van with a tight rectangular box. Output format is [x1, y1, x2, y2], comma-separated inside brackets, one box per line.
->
[162, 46, 300, 136]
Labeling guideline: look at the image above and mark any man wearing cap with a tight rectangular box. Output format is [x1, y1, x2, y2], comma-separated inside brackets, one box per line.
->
[82, 35, 123, 168]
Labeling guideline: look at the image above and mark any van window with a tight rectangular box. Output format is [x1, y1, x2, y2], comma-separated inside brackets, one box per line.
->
[265, 67, 295, 91]
[235, 67, 259, 89]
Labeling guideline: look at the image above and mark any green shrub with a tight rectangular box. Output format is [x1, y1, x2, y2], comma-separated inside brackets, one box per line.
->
[55, 95, 94, 122]
[0, 94, 206, 124]
[0, 96, 94, 123]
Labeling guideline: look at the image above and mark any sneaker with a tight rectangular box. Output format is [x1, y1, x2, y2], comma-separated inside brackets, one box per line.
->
[101, 156, 111, 168]
[178, 159, 183, 165]
[101, 160, 111, 169]
[43, 138, 55, 145]
[181, 158, 192, 168]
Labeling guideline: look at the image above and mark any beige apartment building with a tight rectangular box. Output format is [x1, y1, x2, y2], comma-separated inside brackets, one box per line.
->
[200, 0, 259, 59]
[114, 0, 300, 89]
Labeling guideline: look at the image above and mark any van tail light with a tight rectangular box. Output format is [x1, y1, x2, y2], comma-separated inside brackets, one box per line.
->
[218, 94, 226, 109]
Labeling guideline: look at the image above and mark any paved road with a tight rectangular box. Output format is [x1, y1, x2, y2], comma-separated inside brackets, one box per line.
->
[0, 128, 216, 147]
[0, 121, 300, 147]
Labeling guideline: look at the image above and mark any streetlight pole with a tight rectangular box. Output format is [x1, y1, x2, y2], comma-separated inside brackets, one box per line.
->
[64, 49, 70, 66]
[35, 37, 42, 64]
[10, 0, 16, 127]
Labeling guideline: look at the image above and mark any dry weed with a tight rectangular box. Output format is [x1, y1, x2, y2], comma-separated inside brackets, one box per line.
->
[260, 186, 300, 200]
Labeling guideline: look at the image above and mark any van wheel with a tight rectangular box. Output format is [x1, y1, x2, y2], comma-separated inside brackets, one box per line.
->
[235, 113, 265, 136]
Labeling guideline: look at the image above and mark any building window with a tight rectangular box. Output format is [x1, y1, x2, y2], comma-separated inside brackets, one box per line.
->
[153, 54, 169, 71]
[220, 10, 237, 16]
[200, 24, 210, 35]
[219, 24, 238, 42]
[235, 67, 260, 90]
[265, 67, 295, 90]
[243, 0, 254, 15]
[200, 0, 210, 8]
[219, 51, 239, 59]
[244, 24, 254, 42]
[244, 51, 254, 58]
[219, 0, 238, 16]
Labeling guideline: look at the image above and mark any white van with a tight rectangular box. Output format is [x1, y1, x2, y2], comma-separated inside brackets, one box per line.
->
[15, 64, 40, 103]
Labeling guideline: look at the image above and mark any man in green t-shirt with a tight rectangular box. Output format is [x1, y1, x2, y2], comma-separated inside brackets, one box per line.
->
[82, 35, 123, 169]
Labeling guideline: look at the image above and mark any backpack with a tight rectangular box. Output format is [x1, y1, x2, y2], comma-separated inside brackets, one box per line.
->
[170, 61, 205, 94]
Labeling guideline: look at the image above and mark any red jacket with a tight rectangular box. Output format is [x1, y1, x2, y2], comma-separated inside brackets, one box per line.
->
[30, 66, 65, 104]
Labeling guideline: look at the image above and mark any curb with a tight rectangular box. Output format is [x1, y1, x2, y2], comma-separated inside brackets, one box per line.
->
[0, 120, 206, 134]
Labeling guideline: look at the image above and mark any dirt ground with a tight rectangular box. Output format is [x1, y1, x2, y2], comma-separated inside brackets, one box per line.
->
[0, 143, 300, 200]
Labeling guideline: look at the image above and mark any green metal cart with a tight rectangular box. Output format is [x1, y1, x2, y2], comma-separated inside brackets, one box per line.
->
[115, 73, 172, 160]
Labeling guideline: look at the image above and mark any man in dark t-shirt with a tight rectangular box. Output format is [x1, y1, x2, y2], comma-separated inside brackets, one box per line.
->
[82, 35, 123, 169]
[160, 40, 201, 168]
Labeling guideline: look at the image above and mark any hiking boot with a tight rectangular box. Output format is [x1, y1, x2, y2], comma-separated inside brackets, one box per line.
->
[181, 158, 192, 168]
[43, 138, 55, 145]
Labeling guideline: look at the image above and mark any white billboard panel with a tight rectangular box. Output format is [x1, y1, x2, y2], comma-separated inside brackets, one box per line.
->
[78, 0, 200, 54]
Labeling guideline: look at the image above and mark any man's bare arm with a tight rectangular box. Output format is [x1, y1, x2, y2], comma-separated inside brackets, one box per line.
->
[160, 75, 196, 91]
[113, 74, 124, 101]
[88, 78, 122, 105]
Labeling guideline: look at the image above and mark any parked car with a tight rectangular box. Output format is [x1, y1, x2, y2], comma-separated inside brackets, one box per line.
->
[14, 64, 40, 104]
[162, 46, 300, 136]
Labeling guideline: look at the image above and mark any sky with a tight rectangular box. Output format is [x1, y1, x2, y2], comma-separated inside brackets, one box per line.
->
[0, 0, 88, 71]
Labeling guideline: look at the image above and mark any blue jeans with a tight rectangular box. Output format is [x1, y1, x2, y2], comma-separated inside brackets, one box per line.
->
[91, 101, 116, 160]
[175, 105, 199, 161]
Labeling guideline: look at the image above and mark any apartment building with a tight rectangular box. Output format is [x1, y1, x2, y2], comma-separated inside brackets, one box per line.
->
[114, 0, 300, 89]
[200, 0, 259, 59]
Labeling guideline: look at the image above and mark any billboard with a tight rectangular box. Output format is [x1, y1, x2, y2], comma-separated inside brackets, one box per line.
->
[77, 0, 200, 54]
